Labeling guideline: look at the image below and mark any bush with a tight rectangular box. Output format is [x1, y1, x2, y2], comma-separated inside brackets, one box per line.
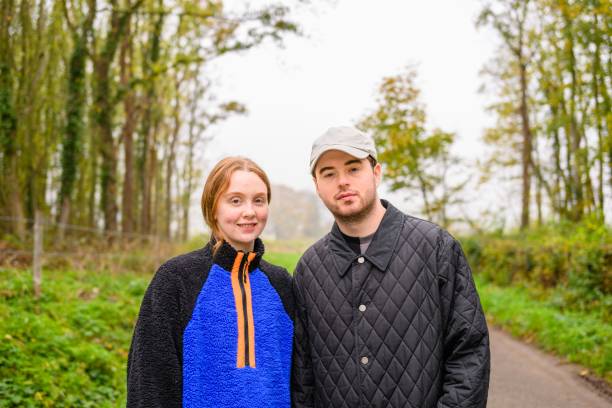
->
[0, 268, 145, 407]
[461, 218, 612, 319]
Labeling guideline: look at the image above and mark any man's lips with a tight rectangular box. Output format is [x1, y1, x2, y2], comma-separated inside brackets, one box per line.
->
[336, 192, 357, 200]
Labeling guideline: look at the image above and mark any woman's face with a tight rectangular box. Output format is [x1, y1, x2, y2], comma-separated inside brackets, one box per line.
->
[215, 170, 269, 252]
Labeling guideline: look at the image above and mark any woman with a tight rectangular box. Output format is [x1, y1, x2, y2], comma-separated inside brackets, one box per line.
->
[127, 157, 294, 408]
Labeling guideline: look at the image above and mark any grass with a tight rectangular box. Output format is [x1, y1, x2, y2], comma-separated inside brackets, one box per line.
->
[0, 268, 148, 407]
[476, 276, 612, 383]
[263, 252, 301, 272]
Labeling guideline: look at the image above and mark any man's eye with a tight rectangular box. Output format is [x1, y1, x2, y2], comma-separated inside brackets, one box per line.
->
[349, 167, 359, 173]
[323, 172, 333, 178]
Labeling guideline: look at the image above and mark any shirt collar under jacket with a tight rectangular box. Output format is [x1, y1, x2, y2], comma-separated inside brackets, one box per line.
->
[328, 199, 404, 277]
[211, 237, 265, 273]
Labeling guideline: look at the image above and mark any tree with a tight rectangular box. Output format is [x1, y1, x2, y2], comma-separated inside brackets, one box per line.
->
[358, 66, 463, 226]
[478, 0, 610, 225]
[58, 0, 96, 235]
[478, 0, 535, 229]
[0, 0, 24, 238]
[0, 0, 313, 244]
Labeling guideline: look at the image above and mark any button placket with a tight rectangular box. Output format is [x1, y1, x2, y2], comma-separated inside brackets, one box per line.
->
[351, 257, 369, 398]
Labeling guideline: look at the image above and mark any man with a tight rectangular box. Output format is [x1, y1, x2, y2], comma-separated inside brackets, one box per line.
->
[292, 126, 490, 408]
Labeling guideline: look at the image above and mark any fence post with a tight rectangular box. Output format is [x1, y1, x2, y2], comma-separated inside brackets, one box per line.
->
[33, 210, 43, 299]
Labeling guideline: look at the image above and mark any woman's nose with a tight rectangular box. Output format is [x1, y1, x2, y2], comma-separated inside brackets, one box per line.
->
[242, 203, 256, 217]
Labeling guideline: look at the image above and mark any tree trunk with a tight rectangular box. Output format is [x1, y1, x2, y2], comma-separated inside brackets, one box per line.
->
[563, 13, 585, 221]
[138, 4, 164, 234]
[0, 0, 25, 238]
[120, 18, 137, 235]
[88, 136, 98, 228]
[182, 79, 203, 241]
[166, 74, 183, 239]
[94, 56, 119, 233]
[166, 128, 179, 239]
[518, 58, 532, 230]
[93, 1, 143, 233]
[533, 138, 543, 225]
[591, 13, 606, 220]
[58, 3, 95, 237]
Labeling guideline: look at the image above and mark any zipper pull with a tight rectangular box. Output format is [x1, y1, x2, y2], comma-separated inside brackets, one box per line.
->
[243, 261, 249, 283]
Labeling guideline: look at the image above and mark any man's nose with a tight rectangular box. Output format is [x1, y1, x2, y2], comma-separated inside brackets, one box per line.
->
[337, 172, 350, 187]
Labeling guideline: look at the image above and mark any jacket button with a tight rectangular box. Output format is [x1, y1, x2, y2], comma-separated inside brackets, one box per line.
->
[357, 256, 365, 264]
[361, 356, 369, 365]
[359, 304, 366, 312]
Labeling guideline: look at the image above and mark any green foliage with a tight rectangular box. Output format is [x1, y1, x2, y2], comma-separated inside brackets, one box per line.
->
[476, 276, 611, 382]
[462, 218, 612, 319]
[0, 268, 147, 407]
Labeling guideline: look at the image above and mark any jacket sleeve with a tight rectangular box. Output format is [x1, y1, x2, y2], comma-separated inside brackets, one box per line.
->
[291, 263, 315, 408]
[437, 234, 490, 408]
[127, 264, 183, 408]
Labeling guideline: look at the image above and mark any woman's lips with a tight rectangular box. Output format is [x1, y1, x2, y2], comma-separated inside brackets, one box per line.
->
[237, 222, 257, 232]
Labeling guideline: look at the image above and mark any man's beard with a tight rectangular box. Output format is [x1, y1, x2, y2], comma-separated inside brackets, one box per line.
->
[329, 190, 377, 225]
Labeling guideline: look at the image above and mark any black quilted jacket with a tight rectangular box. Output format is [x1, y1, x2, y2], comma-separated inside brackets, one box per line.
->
[292, 200, 490, 408]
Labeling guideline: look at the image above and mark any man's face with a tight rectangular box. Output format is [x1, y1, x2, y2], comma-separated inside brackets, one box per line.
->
[313, 150, 381, 224]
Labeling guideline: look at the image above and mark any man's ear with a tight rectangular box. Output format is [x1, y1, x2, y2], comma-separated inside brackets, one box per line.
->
[312, 175, 320, 196]
[373, 162, 382, 186]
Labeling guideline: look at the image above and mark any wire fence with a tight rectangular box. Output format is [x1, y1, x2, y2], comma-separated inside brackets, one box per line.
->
[0, 215, 161, 239]
[1, 213, 173, 299]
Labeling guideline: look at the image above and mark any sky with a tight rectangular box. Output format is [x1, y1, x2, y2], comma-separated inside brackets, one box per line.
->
[201, 0, 508, 225]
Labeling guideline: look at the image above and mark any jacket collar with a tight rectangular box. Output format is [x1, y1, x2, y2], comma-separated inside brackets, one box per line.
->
[329, 199, 404, 276]
[211, 237, 264, 273]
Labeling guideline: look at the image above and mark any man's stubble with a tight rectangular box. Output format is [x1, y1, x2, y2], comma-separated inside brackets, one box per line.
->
[326, 180, 378, 227]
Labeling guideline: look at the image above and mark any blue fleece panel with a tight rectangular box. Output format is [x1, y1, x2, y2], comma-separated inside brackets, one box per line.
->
[182, 264, 293, 408]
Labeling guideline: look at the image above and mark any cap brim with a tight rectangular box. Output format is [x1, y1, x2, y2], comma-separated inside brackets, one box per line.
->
[310, 145, 370, 174]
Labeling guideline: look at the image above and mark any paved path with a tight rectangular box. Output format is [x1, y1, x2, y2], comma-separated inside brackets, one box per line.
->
[488, 327, 611, 407]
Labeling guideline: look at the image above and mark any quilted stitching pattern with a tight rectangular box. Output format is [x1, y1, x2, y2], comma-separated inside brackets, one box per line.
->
[292, 202, 490, 408]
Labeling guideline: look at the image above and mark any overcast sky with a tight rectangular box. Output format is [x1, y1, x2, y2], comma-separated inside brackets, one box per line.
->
[201, 0, 507, 224]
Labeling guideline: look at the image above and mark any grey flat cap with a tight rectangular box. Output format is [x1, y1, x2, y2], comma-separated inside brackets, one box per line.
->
[310, 126, 377, 174]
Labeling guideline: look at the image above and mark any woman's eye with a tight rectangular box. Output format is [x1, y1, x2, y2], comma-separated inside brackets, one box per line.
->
[230, 198, 241, 205]
[254, 197, 266, 205]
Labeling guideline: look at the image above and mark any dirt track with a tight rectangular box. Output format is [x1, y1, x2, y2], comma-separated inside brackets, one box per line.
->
[488, 327, 611, 407]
